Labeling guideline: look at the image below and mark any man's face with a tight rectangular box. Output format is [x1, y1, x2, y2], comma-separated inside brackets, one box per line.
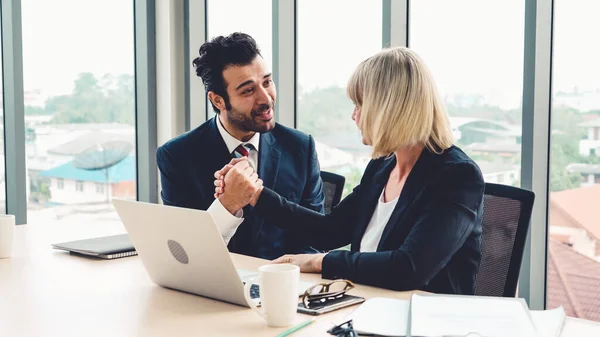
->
[220, 56, 276, 133]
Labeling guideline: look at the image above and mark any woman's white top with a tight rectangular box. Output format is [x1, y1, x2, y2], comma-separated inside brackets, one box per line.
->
[359, 187, 400, 252]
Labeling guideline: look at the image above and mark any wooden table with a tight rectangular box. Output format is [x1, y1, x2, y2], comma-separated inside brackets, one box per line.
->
[0, 222, 416, 337]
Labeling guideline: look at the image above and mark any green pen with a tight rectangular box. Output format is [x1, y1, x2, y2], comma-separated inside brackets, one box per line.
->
[275, 319, 315, 337]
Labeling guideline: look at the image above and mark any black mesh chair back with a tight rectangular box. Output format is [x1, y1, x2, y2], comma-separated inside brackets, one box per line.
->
[474, 183, 535, 297]
[320, 171, 345, 213]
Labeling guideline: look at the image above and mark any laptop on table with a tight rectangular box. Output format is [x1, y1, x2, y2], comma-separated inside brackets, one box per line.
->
[111, 198, 314, 307]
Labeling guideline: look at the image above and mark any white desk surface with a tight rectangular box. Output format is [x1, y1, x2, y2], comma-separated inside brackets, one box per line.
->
[0, 221, 416, 337]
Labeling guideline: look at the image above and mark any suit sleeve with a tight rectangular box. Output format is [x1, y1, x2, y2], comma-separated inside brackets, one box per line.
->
[158, 145, 245, 243]
[321, 162, 484, 291]
[253, 160, 380, 251]
[299, 135, 325, 214]
[157, 145, 199, 209]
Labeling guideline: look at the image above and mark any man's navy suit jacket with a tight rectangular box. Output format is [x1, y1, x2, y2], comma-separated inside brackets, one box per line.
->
[156, 117, 325, 259]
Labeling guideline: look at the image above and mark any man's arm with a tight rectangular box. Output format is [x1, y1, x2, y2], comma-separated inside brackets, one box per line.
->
[300, 135, 325, 213]
[156, 146, 245, 244]
[157, 145, 197, 208]
[207, 199, 244, 245]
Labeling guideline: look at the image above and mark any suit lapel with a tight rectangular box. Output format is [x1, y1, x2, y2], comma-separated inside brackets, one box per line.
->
[375, 148, 434, 251]
[252, 131, 281, 244]
[258, 132, 281, 189]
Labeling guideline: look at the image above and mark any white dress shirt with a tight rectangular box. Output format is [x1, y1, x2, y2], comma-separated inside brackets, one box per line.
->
[216, 115, 260, 170]
[360, 188, 400, 252]
[206, 116, 260, 245]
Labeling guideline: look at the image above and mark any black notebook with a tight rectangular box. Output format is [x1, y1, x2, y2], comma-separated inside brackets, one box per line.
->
[51, 234, 137, 259]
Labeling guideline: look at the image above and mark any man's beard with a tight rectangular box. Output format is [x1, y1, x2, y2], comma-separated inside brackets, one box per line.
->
[226, 101, 275, 133]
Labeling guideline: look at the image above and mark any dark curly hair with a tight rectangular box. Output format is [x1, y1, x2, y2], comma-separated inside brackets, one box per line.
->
[192, 32, 262, 113]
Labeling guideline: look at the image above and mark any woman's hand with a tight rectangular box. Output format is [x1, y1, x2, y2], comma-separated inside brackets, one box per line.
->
[272, 253, 326, 273]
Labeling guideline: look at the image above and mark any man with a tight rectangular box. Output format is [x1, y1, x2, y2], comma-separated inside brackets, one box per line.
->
[157, 32, 324, 260]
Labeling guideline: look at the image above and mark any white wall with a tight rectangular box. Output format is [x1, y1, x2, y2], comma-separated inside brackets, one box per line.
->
[588, 127, 596, 141]
[48, 178, 111, 204]
[582, 173, 596, 187]
[579, 139, 600, 156]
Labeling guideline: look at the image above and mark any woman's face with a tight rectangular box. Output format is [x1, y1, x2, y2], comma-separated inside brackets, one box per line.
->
[351, 104, 361, 126]
[351, 105, 369, 145]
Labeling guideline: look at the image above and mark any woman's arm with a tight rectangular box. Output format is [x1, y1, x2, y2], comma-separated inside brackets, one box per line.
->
[253, 184, 360, 251]
[249, 159, 381, 251]
[321, 162, 484, 291]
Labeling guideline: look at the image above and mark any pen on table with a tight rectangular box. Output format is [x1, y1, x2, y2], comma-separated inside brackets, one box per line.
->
[275, 319, 315, 337]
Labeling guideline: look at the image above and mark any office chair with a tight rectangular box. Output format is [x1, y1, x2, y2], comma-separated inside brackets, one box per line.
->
[320, 171, 345, 213]
[474, 183, 535, 297]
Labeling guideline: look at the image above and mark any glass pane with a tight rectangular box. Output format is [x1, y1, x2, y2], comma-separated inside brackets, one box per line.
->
[410, 0, 525, 187]
[297, 0, 382, 196]
[207, 0, 273, 70]
[23, 0, 136, 227]
[548, 0, 600, 322]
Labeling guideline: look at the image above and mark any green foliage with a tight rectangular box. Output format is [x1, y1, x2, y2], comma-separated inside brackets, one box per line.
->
[446, 101, 521, 125]
[29, 180, 51, 203]
[297, 86, 356, 137]
[24, 106, 49, 115]
[28, 72, 135, 125]
[336, 167, 364, 198]
[549, 106, 587, 191]
[550, 133, 583, 191]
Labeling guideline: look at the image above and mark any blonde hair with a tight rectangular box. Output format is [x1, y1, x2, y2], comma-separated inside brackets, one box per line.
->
[347, 47, 453, 158]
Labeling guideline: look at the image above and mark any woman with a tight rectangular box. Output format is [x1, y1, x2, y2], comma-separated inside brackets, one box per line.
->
[215, 47, 484, 295]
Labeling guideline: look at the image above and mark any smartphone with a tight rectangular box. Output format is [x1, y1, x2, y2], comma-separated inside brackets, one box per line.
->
[297, 294, 365, 315]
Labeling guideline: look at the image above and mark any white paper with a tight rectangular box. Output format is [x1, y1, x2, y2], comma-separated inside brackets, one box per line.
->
[347, 297, 410, 337]
[409, 293, 538, 337]
[530, 307, 566, 337]
[560, 316, 600, 336]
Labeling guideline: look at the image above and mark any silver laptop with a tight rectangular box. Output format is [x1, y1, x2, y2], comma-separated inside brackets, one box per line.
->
[111, 198, 313, 307]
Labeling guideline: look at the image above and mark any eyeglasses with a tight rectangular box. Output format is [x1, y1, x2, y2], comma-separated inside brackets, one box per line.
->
[327, 319, 357, 337]
[301, 279, 355, 309]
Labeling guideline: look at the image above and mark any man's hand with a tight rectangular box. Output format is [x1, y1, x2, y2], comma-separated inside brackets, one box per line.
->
[271, 253, 326, 273]
[214, 158, 263, 214]
[213, 157, 247, 198]
[214, 158, 264, 207]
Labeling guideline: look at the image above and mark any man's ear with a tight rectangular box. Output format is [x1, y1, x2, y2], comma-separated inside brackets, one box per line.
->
[208, 91, 226, 111]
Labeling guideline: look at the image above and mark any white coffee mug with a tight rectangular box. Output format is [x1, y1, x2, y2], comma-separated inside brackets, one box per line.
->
[244, 264, 300, 327]
[0, 214, 15, 259]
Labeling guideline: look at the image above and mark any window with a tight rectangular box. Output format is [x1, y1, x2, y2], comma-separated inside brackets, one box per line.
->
[23, 0, 136, 223]
[548, 0, 600, 322]
[207, 0, 273, 70]
[297, 0, 382, 196]
[75, 181, 84, 192]
[95, 183, 105, 194]
[410, 0, 525, 187]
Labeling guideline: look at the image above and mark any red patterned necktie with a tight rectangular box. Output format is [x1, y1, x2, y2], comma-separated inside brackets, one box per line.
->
[233, 144, 249, 158]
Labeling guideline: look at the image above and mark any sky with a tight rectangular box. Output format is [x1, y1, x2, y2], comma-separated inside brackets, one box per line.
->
[5, 0, 600, 110]
[20, 0, 135, 98]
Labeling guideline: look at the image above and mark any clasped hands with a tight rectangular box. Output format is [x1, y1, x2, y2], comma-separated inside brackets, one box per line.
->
[213, 157, 325, 273]
[213, 157, 263, 215]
